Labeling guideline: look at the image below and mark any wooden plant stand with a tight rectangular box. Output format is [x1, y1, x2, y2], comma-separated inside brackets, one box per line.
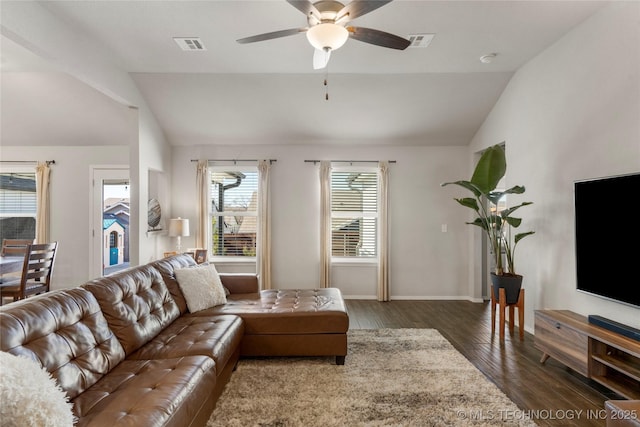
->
[491, 287, 525, 341]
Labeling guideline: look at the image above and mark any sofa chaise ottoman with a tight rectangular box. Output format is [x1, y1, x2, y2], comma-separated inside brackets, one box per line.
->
[153, 255, 350, 365]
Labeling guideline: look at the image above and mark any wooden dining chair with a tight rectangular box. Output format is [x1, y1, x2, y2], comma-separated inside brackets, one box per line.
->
[0, 242, 58, 305]
[0, 239, 33, 284]
[0, 239, 33, 256]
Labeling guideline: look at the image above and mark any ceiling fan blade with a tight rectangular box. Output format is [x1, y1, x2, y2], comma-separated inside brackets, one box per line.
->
[287, 1, 321, 19]
[347, 26, 410, 50]
[313, 48, 331, 70]
[237, 28, 307, 44]
[337, 0, 393, 22]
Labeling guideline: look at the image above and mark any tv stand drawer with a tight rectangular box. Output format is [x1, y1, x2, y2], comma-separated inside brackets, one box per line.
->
[534, 310, 589, 376]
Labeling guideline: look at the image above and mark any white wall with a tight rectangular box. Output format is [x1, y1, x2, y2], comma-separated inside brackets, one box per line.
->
[470, 2, 640, 329]
[170, 144, 472, 300]
[0, 146, 128, 289]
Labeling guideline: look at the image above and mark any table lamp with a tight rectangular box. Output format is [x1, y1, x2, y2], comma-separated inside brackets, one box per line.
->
[168, 217, 189, 253]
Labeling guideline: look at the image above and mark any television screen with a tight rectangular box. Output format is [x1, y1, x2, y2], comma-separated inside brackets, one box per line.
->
[574, 172, 640, 307]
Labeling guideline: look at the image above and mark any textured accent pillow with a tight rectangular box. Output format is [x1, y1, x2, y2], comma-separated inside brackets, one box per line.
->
[197, 262, 230, 296]
[174, 263, 227, 312]
[0, 352, 76, 427]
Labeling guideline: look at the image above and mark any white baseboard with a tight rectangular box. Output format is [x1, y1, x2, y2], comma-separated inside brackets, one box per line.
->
[343, 295, 377, 300]
[343, 295, 485, 303]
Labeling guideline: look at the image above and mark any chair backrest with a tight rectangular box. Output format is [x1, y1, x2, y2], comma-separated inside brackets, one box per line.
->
[1, 239, 33, 256]
[18, 242, 58, 297]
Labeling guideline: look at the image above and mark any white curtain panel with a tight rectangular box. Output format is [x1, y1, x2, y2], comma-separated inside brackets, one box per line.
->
[195, 160, 209, 251]
[377, 161, 390, 301]
[35, 162, 51, 244]
[257, 160, 272, 290]
[319, 161, 332, 288]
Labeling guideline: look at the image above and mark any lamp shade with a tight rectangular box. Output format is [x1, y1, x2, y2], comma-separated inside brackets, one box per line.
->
[168, 218, 190, 237]
[306, 23, 349, 51]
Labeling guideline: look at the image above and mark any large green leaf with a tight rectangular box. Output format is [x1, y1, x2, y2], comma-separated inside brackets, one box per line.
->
[470, 145, 506, 194]
[500, 202, 533, 219]
[467, 218, 489, 231]
[504, 185, 526, 194]
[454, 197, 479, 211]
[504, 216, 522, 227]
[515, 231, 535, 244]
[441, 180, 482, 198]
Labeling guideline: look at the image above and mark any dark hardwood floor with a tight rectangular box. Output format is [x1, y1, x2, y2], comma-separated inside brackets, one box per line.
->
[346, 299, 619, 427]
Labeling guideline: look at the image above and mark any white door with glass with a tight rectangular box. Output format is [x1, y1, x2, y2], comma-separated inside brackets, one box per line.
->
[90, 167, 130, 278]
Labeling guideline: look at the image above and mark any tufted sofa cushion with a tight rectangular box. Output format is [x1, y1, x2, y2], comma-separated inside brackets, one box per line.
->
[73, 355, 216, 427]
[149, 255, 198, 315]
[0, 288, 125, 400]
[202, 288, 350, 334]
[82, 265, 180, 356]
[129, 314, 244, 369]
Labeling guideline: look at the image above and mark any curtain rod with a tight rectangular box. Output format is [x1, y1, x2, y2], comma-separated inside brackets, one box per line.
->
[190, 159, 276, 164]
[0, 160, 56, 166]
[304, 160, 396, 164]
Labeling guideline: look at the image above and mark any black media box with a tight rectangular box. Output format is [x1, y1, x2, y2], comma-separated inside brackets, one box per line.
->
[588, 315, 640, 342]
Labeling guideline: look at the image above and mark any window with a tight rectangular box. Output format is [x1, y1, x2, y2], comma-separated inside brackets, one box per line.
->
[0, 171, 37, 242]
[209, 167, 258, 257]
[331, 169, 378, 258]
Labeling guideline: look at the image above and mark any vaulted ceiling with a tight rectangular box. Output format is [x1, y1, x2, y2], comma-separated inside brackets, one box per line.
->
[0, 1, 608, 147]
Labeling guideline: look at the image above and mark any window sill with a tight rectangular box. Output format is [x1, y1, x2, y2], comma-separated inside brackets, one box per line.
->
[210, 257, 256, 265]
[331, 258, 377, 267]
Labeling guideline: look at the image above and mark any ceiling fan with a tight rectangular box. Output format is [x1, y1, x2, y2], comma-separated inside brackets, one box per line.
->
[237, 0, 411, 70]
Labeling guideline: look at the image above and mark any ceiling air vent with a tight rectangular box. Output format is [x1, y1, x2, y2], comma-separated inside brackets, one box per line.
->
[407, 34, 435, 48]
[173, 37, 207, 51]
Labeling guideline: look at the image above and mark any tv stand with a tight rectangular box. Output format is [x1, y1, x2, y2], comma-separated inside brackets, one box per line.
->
[534, 310, 640, 399]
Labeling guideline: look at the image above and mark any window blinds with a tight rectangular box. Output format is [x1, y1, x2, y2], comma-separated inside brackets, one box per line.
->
[331, 171, 378, 257]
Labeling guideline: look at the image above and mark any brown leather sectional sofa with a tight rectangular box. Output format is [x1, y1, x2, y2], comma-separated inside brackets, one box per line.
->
[0, 254, 349, 426]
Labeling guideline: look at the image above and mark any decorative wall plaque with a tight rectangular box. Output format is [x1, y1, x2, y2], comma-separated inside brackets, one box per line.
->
[148, 198, 162, 230]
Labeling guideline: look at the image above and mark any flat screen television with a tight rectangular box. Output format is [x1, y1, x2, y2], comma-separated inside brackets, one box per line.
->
[574, 172, 640, 307]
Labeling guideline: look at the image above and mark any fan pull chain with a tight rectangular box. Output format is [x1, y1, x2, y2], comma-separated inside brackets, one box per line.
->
[324, 67, 329, 101]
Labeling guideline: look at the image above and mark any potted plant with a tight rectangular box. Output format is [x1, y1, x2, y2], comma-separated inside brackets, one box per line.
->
[441, 144, 534, 304]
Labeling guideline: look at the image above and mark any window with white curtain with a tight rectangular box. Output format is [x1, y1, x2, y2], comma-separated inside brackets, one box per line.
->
[331, 168, 378, 258]
[0, 171, 37, 242]
[209, 166, 258, 257]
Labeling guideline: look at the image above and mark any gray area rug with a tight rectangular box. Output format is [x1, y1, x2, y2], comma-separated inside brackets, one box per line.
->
[208, 329, 537, 426]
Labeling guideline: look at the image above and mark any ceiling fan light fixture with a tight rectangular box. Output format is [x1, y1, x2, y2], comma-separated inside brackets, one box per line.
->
[306, 23, 349, 51]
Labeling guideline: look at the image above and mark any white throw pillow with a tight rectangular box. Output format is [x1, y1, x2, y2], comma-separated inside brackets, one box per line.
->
[0, 351, 75, 427]
[174, 263, 227, 312]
